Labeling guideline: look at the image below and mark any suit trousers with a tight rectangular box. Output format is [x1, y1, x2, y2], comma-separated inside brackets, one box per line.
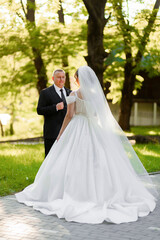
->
[44, 138, 56, 157]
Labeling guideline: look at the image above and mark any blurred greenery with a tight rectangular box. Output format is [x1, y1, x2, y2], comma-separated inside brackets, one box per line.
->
[0, 142, 159, 196]
[0, 87, 43, 140]
[0, 0, 87, 137]
[0, 0, 160, 136]
[125, 126, 160, 136]
[104, 8, 160, 103]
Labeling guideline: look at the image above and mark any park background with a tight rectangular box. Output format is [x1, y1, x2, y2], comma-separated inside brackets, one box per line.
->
[0, 0, 160, 196]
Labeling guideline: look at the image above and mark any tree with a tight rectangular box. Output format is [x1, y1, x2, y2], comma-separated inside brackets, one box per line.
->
[0, 53, 36, 136]
[0, 0, 88, 137]
[0, 120, 4, 137]
[82, 0, 111, 88]
[57, 0, 70, 88]
[21, 0, 48, 93]
[112, 0, 160, 130]
[1, 0, 87, 91]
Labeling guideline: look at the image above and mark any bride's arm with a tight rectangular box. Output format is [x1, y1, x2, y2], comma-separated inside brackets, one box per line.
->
[57, 93, 75, 141]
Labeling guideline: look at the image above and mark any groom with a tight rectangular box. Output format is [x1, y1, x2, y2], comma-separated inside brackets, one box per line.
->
[37, 69, 71, 157]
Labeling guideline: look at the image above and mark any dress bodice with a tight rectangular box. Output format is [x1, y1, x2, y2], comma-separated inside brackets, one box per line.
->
[66, 91, 91, 118]
[75, 94, 88, 116]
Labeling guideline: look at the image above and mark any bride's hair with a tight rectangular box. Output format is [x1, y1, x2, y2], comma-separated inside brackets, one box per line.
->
[75, 69, 79, 77]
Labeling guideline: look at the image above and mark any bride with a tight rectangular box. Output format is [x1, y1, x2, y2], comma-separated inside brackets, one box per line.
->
[16, 66, 158, 224]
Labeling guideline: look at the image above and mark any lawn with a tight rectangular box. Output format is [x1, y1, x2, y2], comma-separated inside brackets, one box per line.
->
[0, 143, 160, 196]
[125, 126, 160, 136]
[0, 143, 44, 196]
[133, 144, 160, 173]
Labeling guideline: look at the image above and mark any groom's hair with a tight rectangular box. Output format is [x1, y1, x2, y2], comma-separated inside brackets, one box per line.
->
[53, 69, 65, 76]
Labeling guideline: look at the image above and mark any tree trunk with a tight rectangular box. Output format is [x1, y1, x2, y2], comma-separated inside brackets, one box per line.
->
[0, 120, 4, 137]
[114, 0, 160, 130]
[10, 123, 14, 135]
[119, 63, 135, 130]
[61, 59, 70, 89]
[26, 0, 48, 94]
[57, 0, 70, 89]
[32, 47, 48, 93]
[83, 0, 109, 88]
[85, 17, 105, 87]
[9, 95, 17, 135]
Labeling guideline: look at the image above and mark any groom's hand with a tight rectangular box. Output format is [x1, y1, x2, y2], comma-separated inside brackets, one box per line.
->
[56, 102, 64, 110]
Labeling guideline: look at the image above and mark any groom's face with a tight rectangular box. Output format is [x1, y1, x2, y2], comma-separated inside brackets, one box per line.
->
[53, 71, 66, 88]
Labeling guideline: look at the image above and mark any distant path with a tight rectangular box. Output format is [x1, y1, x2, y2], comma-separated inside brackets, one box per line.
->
[0, 135, 160, 144]
[0, 136, 44, 144]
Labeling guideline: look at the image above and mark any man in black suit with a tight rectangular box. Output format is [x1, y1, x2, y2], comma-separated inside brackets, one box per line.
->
[37, 69, 71, 157]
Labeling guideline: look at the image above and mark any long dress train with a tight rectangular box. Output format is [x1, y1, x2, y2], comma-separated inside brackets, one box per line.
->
[16, 92, 157, 224]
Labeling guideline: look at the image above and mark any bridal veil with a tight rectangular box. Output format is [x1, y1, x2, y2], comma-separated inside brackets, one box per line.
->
[77, 65, 158, 199]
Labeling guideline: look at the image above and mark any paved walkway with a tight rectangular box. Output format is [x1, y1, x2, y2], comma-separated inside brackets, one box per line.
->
[0, 174, 160, 240]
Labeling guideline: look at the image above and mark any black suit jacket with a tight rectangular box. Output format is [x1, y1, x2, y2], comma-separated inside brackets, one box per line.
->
[37, 85, 71, 139]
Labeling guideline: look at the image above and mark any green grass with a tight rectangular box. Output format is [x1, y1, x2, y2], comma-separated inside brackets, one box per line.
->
[0, 143, 160, 196]
[133, 144, 160, 173]
[125, 126, 160, 136]
[0, 143, 44, 196]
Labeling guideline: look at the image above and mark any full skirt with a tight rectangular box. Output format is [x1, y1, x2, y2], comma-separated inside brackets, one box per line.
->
[16, 115, 156, 224]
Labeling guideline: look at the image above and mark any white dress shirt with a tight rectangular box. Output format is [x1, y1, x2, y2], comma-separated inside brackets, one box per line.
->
[54, 84, 67, 98]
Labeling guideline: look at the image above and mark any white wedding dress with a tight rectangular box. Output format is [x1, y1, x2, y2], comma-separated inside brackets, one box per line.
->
[16, 91, 157, 224]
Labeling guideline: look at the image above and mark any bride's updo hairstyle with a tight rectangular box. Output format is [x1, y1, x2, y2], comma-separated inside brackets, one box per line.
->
[75, 69, 79, 78]
[74, 69, 80, 86]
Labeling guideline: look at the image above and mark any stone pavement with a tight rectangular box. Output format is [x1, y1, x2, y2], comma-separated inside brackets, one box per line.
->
[0, 174, 160, 240]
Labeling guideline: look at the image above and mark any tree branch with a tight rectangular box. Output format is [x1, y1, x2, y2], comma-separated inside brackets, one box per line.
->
[113, 1, 132, 57]
[58, 0, 65, 24]
[104, 12, 112, 26]
[16, 12, 25, 22]
[135, 0, 160, 63]
[20, 0, 27, 18]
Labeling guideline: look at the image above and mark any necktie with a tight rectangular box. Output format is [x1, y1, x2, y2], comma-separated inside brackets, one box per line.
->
[60, 89, 66, 105]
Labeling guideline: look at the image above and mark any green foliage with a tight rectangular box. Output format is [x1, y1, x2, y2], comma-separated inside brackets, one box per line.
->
[0, 0, 87, 75]
[0, 0, 87, 136]
[0, 0, 159, 135]
[105, 45, 125, 66]
[104, 0, 160, 103]
[103, 27, 125, 102]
